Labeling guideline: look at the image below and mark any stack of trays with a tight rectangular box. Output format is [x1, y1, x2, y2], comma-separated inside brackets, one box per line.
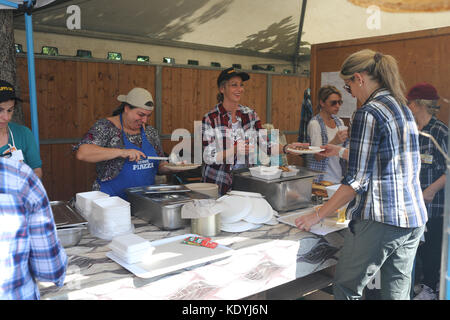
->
[75, 191, 110, 219]
[90, 196, 134, 240]
[218, 191, 277, 232]
[109, 234, 154, 264]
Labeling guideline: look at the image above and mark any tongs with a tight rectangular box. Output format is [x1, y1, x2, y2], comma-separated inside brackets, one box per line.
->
[147, 153, 182, 163]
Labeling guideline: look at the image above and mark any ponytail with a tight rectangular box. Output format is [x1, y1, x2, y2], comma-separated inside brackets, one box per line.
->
[340, 49, 406, 105]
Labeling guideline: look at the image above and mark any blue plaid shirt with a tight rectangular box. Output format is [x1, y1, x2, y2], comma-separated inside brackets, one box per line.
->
[419, 116, 448, 218]
[0, 158, 67, 300]
[343, 89, 428, 228]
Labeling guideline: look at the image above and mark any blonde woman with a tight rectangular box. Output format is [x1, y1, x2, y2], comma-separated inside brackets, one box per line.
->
[296, 49, 427, 300]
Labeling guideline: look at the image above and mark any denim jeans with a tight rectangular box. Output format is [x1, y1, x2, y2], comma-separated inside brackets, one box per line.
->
[333, 219, 425, 300]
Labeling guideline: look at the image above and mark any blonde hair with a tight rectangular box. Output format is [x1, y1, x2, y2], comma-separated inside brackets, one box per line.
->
[340, 49, 407, 105]
[415, 99, 440, 116]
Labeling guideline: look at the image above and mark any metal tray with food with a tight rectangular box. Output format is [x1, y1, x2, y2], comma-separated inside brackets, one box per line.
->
[50, 201, 88, 228]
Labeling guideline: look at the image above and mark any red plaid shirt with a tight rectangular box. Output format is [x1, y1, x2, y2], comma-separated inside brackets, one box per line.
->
[202, 103, 268, 195]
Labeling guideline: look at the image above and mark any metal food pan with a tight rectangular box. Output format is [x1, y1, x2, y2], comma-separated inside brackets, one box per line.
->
[57, 227, 86, 247]
[126, 184, 191, 195]
[51, 201, 87, 228]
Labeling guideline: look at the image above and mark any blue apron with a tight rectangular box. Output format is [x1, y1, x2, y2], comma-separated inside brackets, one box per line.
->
[98, 114, 159, 199]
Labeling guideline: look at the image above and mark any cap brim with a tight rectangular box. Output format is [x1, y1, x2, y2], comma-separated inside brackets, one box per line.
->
[117, 94, 126, 102]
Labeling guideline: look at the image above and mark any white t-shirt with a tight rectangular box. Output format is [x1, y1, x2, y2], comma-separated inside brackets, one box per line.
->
[307, 119, 342, 184]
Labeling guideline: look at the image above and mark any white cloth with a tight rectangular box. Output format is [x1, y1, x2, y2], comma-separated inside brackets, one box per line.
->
[307, 119, 343, 183]
[181, 200, 226, 219]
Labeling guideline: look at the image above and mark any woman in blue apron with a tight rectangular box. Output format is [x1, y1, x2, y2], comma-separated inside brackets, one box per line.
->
[75, 87, 174, 199]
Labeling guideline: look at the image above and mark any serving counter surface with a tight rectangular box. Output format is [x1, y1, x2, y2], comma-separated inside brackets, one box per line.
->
[40, 213, 346, 300]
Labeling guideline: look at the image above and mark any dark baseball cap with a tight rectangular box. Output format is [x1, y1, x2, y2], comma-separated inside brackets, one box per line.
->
[407, 82, 440, 101]
[0, 80, 22, 103]
[217, 67, 250, 88]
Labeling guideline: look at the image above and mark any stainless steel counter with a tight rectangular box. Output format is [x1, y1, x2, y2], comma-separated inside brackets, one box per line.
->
[39, 214, 346, 300]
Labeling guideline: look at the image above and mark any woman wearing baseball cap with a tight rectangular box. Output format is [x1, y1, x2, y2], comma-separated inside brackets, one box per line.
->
[406, 83, 447, 300]
[201, 67, 307, 195]
[75, 87, 173, 199]
[0, 80, 43, 179]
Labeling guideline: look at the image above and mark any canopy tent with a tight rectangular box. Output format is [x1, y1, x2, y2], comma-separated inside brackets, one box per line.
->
[11, 0, 450, 66]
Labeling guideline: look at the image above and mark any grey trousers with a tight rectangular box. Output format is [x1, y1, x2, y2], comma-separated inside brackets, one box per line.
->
[333, 219, 425, 300]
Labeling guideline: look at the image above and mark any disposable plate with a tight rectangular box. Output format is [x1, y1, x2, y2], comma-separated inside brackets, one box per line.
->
[243, 198, 273, 224]
[220, 220, 262, 233]
[286, 146, 324, 154]
[217, 195, 252, 224]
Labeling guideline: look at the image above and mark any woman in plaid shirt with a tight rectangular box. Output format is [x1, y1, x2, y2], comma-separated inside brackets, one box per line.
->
[295, 49, 427, 300]
[406, 83, 448, 299]
[202, 67, 304, 195]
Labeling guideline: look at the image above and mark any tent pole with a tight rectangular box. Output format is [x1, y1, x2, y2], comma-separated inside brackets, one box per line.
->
[293, 0, 307, 74]
[24, 0, 40, 152]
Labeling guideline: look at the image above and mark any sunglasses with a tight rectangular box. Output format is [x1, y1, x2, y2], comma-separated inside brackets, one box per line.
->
[343, 84, 351, 95]
[329, 100, 343, 106]
[343, 76, 355, 94]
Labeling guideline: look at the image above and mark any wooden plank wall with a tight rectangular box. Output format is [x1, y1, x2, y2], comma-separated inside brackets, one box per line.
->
[310, 26, 450, 124]
[16, 58, 309, 200]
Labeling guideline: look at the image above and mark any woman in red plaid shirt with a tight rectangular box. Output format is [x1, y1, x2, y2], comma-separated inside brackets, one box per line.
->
[201, 67, 305, 195]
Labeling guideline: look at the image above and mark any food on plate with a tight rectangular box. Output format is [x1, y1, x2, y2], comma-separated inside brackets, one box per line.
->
[312, 181, 330, 197]
[279, 166, 291, 172]
[289, 145, 310, 151]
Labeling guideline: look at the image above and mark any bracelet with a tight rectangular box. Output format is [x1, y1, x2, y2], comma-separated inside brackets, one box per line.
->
[315, 207, 321, 221]
[282, 144, 288, 154]
[338, 147, 346, 158]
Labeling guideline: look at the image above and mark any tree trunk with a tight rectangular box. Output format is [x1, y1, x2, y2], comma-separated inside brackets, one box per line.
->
[0, 9, 24, 125]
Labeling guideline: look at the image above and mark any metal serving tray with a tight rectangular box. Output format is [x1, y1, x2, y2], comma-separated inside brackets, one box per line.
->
[50, 201, 87, 228]
[232, 166, 322, 212]
[126, 184, 192, 194]
[125, 185, 210, 230]
[50, 201, 88, 247]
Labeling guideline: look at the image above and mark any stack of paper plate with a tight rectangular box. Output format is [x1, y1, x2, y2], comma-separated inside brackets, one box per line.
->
[217, 193, 276, 232]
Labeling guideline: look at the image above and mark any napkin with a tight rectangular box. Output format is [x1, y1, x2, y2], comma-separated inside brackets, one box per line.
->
[181, 199, 226, 219]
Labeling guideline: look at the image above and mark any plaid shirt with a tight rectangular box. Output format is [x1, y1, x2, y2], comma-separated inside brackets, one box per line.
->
[343, 89, 428, 228]
[202, 103, 266, 195]
[419, 116, 448, 218]
[0, 158, 67, 300]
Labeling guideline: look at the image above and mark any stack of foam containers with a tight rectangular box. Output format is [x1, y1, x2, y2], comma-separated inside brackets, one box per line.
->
[90, 196, 134, 240]
[75, 191, 110, 219]
[108, 233, 154, 264]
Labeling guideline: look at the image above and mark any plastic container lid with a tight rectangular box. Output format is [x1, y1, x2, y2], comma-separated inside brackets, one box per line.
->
[92, 196, 130, 209]
[110, 233, 152, 254]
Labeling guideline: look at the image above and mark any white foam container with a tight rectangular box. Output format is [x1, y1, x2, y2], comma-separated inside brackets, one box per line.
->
[281, 165, 300, 178]
[89, 197, 134, 240]
[249, 166, 282, 180]
[109, 234, 154, 264]
[75, 191, 109, 218]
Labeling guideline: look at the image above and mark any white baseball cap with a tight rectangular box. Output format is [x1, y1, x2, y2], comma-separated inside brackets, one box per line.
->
[117, 87, 154, 111]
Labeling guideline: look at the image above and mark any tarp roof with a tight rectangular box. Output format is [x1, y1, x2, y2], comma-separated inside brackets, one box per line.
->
[13, 0, 450, 61]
